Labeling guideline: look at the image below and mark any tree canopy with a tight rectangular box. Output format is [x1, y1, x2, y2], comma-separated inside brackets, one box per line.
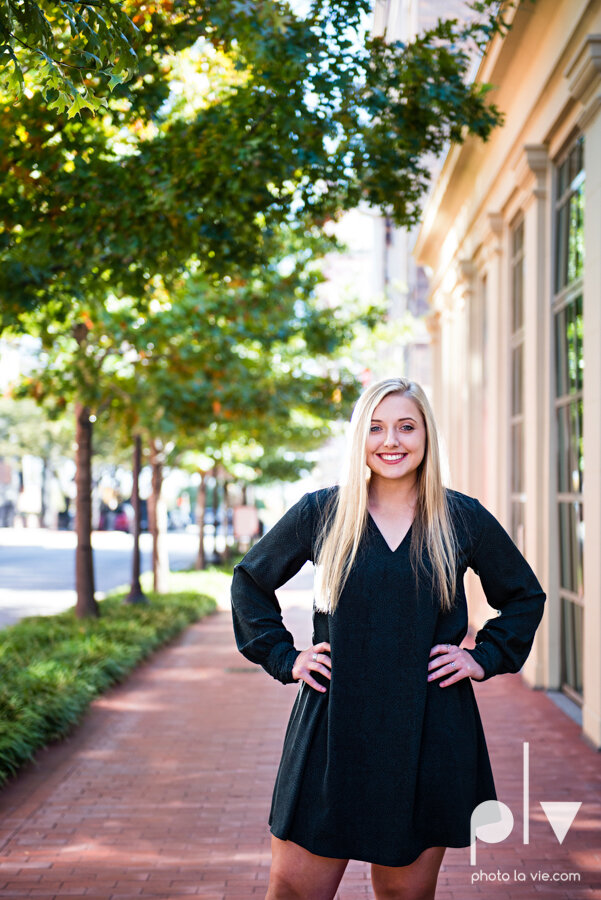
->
[0, 0, 508, 330]
[0, 0, 514, 615]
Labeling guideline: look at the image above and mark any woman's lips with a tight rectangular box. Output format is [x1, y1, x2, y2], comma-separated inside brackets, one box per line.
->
[377, 452, 408, 465]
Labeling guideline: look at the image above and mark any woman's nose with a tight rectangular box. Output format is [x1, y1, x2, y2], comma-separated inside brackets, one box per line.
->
[383, 429, 399, 446]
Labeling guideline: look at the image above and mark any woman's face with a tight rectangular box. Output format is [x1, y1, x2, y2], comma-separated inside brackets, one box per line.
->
[366, 392, 427, 483]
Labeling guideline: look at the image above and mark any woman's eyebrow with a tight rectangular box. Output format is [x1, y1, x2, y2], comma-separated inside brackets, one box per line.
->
[370, 417, 417, 423]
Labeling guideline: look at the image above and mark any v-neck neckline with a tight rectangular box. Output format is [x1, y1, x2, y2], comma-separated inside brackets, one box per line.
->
[367, 511, 414, 554]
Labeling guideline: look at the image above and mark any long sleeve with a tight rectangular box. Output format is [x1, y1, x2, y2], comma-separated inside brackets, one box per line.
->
[464, 499, 546, 681]
[230, 492, 315, 684]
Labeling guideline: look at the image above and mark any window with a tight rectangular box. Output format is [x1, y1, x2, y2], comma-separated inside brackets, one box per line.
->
[553, 137, 584, 702]
[510, 218, 525, 552]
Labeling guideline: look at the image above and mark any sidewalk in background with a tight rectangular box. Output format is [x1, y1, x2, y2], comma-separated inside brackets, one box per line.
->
[0, 574, 599, 899]
[0, 529, 201, 628]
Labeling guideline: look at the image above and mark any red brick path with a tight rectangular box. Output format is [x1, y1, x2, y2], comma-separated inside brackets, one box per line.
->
[0, 590, 599, 899]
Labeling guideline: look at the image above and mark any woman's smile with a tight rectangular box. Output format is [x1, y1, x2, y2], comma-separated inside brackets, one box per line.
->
[378, 452, 408, 464]
[366, 393, 426, 481]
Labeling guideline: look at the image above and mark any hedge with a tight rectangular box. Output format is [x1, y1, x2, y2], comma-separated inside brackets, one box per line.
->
[0, 570, 223, 787]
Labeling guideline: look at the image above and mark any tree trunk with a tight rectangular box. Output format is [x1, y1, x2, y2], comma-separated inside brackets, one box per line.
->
[211, 465, 222, 565]
[222, 479, 231, 562]
[148, 439, 170, 593]
[195, 471, 207, 570]
[39, 454, 50, 528]
[126, 434, 147, 604]
[75, 403, 98, 618]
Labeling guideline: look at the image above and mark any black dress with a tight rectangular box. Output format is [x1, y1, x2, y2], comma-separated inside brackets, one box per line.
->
[230, 487, 546, 867]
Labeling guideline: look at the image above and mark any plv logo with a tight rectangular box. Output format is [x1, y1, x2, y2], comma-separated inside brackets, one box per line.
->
[470, 742, 581, 864]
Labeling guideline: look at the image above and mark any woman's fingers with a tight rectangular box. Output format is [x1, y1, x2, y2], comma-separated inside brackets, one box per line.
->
[303, 673, 328, 692]
[427, 645, 485, 686]
[292, 643, 332, 692]
[311, 652, 332, 670]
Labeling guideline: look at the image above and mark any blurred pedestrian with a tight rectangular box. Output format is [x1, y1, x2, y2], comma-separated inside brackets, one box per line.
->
[231, 376, 546, 900]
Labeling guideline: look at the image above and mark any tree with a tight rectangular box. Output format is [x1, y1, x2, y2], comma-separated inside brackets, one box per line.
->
[104, 228, 370, 589]
[3, 0, 514, 614]
[15, 222, 369, 605]
[0, 0, 140, 116]
[125, 434, 147, 604]
[0, 1, 509, 330]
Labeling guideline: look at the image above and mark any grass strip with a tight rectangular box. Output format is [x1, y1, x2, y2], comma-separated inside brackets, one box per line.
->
[0, 569, 223, 787]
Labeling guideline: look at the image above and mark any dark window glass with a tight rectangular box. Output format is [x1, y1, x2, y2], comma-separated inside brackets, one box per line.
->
[555, 138, 585, 293]
[556, 399, 584, 495]
[555, 203, 567, 292]
[567, 184, 585, 284]
[511, 220, 524, 333]
[562, 598, 583, 695]
[554, 295, 583, 397]
[511, 344, 523, 416]
[558, 502, 584, 597]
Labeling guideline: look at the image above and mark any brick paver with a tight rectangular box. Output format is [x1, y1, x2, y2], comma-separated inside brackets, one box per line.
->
[0, 579, 599, 899]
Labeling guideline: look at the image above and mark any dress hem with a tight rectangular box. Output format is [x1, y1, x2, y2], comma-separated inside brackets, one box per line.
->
[269, 825, 471, 869]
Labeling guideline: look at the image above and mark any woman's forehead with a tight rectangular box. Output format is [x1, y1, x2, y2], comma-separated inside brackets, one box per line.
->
[371, 393, 420, 419]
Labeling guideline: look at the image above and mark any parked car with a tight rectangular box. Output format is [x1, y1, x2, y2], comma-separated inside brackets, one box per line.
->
[114, 503, 135, 533]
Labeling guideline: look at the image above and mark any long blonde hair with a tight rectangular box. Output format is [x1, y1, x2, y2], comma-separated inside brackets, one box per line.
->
[314, 377, 457, 614]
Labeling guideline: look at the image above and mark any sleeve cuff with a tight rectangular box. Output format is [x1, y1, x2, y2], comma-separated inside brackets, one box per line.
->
[266, 643, 302, 684]
[464, 644, 502, 682]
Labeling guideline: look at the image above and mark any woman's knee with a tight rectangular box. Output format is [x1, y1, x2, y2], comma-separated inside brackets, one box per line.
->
[267, 865, 341, 900]
[371, 846, 446, 900]
[267, 836, 348, 900]
[266, 869, 305, 900]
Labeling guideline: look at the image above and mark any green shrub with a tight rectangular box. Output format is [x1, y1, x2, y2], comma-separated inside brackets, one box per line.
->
[0, 581, 218, 787]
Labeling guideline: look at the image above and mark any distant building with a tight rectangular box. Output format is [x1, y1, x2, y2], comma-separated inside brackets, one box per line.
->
[0, 338, 40, 527]
[371, 0, 471, 389]
[415, 0, 601, 748]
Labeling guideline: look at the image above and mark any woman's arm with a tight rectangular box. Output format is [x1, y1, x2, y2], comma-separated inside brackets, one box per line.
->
[230, 492, 315, 684]
[463, 500, 546, 681]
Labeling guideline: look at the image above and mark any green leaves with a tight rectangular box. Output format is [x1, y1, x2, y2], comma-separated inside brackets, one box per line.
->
[0, 0, 139, 117]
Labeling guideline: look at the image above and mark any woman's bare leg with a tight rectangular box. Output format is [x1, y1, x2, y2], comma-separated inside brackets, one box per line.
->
[371, 846, 446, 900]
[266, 835, 349, 900]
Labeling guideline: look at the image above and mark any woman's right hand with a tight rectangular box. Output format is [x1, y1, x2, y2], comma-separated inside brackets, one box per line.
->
[292, 641, 332, 692]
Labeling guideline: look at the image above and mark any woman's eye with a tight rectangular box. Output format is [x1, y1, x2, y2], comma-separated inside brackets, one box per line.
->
[370, 425, 381, 433]
[401, 425, 414, 432]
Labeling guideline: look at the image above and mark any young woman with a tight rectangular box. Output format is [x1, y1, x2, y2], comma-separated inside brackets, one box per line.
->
[230, 377, 546, 900]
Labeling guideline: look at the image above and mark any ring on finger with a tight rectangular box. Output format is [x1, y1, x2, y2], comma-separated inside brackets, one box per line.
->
[312, 652, 318, 661]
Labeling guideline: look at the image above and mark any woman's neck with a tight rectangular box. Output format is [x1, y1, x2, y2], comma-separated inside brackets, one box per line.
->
[368, 474, 418, 513]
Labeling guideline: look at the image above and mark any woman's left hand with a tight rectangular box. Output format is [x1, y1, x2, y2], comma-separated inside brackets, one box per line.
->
[427, 643, 485, 686]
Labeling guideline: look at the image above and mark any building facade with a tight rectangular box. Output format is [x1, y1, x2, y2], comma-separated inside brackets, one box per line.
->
[415, 0, 601, 748]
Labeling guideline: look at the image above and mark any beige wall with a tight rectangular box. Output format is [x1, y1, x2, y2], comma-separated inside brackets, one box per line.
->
[415, 0, 601, 747]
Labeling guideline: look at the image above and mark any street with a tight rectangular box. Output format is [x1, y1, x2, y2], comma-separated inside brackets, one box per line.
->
[0, 528, 203, 629]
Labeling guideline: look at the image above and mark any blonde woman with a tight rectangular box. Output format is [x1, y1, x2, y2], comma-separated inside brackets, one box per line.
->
[231, 377, 546, 900]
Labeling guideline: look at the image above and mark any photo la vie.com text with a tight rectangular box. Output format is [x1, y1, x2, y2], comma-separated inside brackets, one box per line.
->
[468, 742, 583, 885]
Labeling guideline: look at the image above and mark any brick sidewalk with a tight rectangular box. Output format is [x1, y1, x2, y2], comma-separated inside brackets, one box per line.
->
[0, 593, 599, 899]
